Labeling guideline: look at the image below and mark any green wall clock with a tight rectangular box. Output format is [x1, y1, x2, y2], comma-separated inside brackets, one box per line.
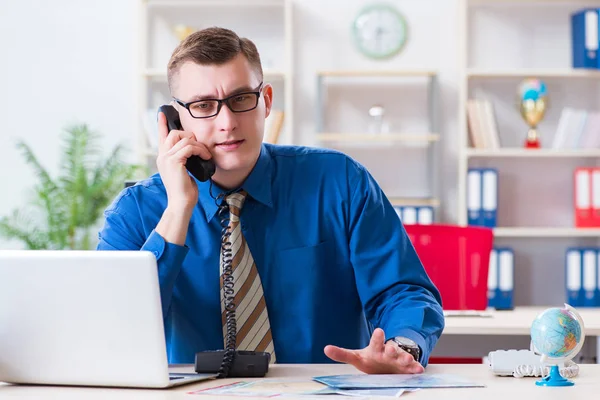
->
[351, 3, 409, 60]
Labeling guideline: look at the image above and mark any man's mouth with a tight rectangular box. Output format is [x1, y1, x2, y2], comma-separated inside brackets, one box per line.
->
[216, 139, 245, 149]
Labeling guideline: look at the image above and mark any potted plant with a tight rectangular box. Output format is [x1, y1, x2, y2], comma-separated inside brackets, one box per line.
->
[0, 124, 146, 250]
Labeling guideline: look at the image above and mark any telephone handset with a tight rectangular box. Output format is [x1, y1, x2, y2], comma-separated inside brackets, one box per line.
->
[157, 105, 216, 182]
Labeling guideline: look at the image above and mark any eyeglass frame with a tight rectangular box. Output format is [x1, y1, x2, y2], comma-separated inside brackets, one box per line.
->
[173, 82, 264, 119]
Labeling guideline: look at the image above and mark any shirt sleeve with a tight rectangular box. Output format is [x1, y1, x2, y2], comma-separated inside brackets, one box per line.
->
[96, 206, 189, 318]
[346, 161, 445, 367]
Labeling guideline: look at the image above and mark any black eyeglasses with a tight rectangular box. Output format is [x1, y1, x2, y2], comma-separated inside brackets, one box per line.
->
[174, 82, 263, 119]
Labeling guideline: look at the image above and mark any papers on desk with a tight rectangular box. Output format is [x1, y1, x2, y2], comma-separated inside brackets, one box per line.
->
[312, 373, 485, 389]
[443, 310, 493, 317]
[188, 377, 411, 398]
[188, 374, 484, 398]
[188, 378, 327, 397]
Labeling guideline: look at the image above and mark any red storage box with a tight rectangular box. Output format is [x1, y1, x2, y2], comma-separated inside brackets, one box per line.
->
[404, 224, 494, 311]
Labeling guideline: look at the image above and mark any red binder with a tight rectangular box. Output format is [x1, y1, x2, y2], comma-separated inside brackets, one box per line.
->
[574, 167, 595, 227]
[592, 168, 600, 226]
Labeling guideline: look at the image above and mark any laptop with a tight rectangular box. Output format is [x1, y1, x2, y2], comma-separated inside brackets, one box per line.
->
[0, 250, 216, 388]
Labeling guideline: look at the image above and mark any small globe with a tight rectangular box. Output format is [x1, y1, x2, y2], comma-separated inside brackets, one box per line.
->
[518, 78, 547, 101]
[530, 305, 584, 361]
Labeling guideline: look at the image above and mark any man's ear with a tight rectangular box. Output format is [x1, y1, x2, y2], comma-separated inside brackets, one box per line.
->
[263, 83, 273, 119]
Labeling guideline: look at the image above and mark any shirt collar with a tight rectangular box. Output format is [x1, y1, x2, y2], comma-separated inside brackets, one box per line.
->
[197, 143, 273, 222]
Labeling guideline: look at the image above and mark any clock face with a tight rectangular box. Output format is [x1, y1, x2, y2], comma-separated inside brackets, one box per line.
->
[352, 4, 408, 59]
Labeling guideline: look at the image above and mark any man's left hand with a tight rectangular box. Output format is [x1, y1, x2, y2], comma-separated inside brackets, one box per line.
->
[324, 328, 425, 374]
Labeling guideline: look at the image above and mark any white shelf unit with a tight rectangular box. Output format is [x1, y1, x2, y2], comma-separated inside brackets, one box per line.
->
[315, 70, 442, 220]
[466, 148, 600, 158]
[457, 0, 600, 227]
[494, 227, 600, 237]
[137, 0, 294, 165]
[456, 0, 600, 310]
[467, 68, 600, 78]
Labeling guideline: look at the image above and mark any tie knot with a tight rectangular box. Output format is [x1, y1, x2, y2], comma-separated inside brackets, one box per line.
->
[225, 190, 248, 220]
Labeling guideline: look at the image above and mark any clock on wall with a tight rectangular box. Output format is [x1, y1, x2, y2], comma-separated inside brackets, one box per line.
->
[351, 3, 408, 60]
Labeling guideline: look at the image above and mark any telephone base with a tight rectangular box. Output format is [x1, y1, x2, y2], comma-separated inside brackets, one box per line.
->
[194, 350, 270, 378]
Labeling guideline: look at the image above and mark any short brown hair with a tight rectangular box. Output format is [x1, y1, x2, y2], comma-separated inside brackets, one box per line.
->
[167, 27, 263, 92]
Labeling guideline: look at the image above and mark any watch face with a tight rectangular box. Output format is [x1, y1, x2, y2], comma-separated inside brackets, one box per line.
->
[395, 337, 416, 347]
[352, 4, 408, 59]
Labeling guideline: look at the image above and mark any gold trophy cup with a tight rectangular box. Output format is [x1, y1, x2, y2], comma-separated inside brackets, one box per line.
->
[518, 78, 547, 149]
[519, 97, 547, 148]
[173, 25, 195, 42]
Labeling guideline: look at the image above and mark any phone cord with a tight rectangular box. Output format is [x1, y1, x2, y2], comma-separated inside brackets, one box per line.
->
[212, 185, 238, 379]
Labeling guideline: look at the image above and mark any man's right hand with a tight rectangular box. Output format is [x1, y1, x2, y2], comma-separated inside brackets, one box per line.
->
[156, 111, 212, 212]
[155, 111, 212, 246]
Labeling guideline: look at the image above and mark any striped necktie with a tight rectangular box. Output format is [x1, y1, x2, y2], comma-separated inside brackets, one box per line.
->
[220, 190, 276, 363]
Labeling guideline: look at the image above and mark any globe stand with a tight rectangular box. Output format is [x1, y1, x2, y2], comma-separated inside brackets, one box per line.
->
[535, 365, 574, 387]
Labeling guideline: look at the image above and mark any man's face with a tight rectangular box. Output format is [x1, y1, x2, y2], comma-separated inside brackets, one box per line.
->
[170, 54, 272, 174]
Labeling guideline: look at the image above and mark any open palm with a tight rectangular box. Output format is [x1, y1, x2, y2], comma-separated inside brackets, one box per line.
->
[324, 328, 424, 374]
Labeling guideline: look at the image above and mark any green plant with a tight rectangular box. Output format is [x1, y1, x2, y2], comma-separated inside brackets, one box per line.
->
[0, 124, 146, 250]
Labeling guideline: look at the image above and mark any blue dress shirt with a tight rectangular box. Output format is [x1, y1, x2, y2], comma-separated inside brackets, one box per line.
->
[97, 144, 444, 366]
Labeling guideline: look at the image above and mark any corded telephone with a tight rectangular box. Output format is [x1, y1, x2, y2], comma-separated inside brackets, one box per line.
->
[157, 105, 216, 182]
[156, 104, 270, 378]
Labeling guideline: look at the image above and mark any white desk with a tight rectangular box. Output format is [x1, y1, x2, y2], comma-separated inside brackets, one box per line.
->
[1, 364, 599, 399]
[442, 307, 600, 363]
[442, 307, 600, 336]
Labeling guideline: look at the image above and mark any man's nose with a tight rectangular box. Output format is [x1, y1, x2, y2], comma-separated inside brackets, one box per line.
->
[215, 102, 237, 131]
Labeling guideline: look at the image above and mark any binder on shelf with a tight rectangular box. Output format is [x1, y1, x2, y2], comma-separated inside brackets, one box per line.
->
[482, 169, 498, 228]
[582, 248, 598, 307]
[467, 168, 498, 227]
[574, 167, 598, 227]
[487, 249, 498, 308]
[417, 207, 434, 225]
[467, 168, 483, 225]
[571, 8, 600, 69]
[393, 206, 434, 225]
[597, 248, 600, 308]
[565, 248, 583, 307]
[592, 168, 600, 226]
[487, 248, 514, 310]
[498, 248, 514, 310]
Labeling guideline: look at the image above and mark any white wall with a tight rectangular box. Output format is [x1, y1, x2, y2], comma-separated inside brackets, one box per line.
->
[0, 0, 138, 248]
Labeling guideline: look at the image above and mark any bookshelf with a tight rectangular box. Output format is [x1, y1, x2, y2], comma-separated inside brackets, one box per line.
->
[457, 0, 600, 312]
[494, 227, 600, 238]
[315, 70, 442, 221]
[466, 148, 600, 157]
[467, 68, 600, 78]
[137, 0, 294, 166]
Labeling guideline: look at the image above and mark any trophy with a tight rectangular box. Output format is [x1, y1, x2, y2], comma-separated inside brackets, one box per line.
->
[173, 24, 195, 42]
[367, 104, 389, 134]
[517, 78, 548, 148]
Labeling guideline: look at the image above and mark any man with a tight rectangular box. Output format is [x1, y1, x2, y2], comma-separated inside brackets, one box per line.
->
[97, 27, 444, 374]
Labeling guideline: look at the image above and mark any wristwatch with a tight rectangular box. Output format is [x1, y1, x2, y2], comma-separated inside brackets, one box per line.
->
[390, 336, 421, 362]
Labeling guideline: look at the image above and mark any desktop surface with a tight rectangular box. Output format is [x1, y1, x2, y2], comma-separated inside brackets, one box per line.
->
[443, 306, 600, 335]
[1, 363, 599, 399]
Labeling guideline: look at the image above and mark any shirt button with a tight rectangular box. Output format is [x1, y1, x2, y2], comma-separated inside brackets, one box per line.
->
[153, 251, 159, 257]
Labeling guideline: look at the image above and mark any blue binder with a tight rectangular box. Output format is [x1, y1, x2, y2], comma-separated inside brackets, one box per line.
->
[393, 206, 434, 225]
[487, 247, 514, 310]
[581, 248, 598, 307]
[495, 247, 514, 310]
[565, 248, 584, 307]
[467, 168, 483, 226]
[467, 168, 498, 227]
[487, 248, 498, 308]
[572, 9, 600, 69]
[481, 169, 498, 228]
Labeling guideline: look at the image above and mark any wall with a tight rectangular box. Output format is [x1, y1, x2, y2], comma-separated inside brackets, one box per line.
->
[0, 0, 138, 248]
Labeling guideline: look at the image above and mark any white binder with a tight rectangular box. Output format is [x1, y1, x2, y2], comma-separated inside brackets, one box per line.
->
[402, 207, 417, 225]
